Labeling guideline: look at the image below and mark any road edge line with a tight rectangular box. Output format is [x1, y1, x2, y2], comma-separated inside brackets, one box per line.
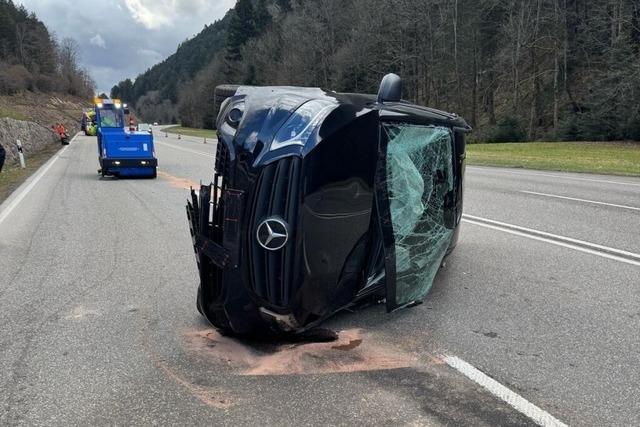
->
[463, 214, 640, 264]
[442, 355, 568, 427]
[0, 134, 77, 226]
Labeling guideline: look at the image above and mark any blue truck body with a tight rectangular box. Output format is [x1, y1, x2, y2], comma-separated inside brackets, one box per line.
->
[95, 98, 157, 178]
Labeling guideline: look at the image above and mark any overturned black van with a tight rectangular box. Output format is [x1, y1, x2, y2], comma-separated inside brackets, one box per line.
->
[186, 74, 470, 335]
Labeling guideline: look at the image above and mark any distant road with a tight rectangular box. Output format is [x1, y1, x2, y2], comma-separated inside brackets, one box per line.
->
[0, 131, 638, 426]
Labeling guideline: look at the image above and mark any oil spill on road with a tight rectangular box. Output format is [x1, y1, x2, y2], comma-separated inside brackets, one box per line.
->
[184, 328, 418, 376]
[157, 171, 199, 190]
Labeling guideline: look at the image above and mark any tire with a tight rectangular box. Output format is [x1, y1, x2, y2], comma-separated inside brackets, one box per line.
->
[150, 167, 157, 179]
[213, 84, 239, 127]
[196, 285, 234, 335]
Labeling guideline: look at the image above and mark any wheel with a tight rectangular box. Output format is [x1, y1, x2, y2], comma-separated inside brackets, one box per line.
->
[196, 286, 203, 315]
[196, 285, 235, 335]
[150, 167, 157, 179]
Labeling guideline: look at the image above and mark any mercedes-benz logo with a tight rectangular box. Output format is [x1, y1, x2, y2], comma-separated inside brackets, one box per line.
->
[256, 218, 289, 251]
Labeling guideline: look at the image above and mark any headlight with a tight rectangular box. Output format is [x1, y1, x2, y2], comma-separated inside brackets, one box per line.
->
[271, 99, 338, 150]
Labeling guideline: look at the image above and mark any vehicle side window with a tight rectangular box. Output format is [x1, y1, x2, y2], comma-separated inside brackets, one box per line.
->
[382, 123, 455, 306]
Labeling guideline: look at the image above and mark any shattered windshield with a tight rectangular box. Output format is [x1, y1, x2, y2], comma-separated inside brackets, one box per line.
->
[383, 123, 455, 306]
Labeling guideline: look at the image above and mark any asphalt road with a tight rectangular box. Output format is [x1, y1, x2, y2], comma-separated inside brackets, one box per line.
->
[0, 132, 638, 426]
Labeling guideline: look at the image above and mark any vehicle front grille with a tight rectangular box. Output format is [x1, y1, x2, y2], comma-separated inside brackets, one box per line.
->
[248, 157, 302, 308]
[186, 141, 232, 301]
[215, 140, 231, 187]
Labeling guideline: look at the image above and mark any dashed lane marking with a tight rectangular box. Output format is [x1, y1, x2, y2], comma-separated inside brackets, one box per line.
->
[467, 166, 640, 188]
[155, 140, 215, 158]
[520, 190, 640, 212]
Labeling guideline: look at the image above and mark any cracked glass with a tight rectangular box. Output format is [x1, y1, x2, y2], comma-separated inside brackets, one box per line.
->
[383, 123, 455, 307]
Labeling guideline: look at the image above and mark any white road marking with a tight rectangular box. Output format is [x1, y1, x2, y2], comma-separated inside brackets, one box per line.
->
[155, 140, 214, 158]
[521, 190, 640, 212]
[0, 135, 76, 226]
[467, 166, 640, 188]
[443, 355, 568, 427]
[462, 214, 640, 267]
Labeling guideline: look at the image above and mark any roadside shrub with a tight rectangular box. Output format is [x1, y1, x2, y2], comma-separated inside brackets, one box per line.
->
[623, 115, 640, 141]
[486, 116, 525, 143]
[557, 112, 624, 141]
[0, 64, 32, 94]
[34, 74, 58, 92]
[557, 116, 581, 141]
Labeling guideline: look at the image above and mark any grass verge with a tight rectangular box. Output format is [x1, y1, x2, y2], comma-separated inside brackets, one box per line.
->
[0, 144, 61, 205]
[163, 126, 216, 139]
[0, 106, 28, 121]
[466, 141, 640, 176]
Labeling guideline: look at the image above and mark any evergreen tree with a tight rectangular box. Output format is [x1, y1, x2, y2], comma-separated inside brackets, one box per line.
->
[253, 0, 272, 33]
[225, 0, 255, 63]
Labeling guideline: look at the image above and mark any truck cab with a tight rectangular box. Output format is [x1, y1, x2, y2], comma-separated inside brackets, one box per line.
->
[95, 97, 157, 178]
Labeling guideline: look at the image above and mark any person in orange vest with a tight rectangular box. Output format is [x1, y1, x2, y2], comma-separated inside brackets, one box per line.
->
[52, 123, 68, 144]
[57, 123, 67, 138]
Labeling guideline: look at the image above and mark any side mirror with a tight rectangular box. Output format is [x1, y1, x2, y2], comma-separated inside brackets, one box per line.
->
[377, 73, 402, 103]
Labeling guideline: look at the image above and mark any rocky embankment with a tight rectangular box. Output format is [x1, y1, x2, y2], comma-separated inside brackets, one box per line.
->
[0, 117, 59, 165]
[0, 92, 89, 167]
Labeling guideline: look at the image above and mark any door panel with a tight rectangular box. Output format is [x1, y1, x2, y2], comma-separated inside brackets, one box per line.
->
[376, 123, 456, 310]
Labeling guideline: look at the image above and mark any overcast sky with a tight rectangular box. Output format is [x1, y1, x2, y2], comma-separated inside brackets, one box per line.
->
[17, 0, 235, 94]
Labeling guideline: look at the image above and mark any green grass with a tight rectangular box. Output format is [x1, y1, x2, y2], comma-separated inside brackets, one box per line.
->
[163, 126, 216, 139]
[466, 141, 640, 176]
[0, 144, 61, 204]
[0, 107, 28, 121]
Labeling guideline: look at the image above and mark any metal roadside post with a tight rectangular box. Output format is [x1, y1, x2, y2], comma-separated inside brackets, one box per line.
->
[204, 137, 207, 144]
[16, 139, 26, 169]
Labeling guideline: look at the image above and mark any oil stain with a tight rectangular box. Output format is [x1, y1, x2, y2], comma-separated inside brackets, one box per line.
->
[473, 330, 499, 339]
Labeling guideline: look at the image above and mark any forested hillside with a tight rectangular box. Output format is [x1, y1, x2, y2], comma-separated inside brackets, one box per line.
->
[109, 14, 232, 125]
[0, 0, 94, 98]
[118, 0, 640, 141]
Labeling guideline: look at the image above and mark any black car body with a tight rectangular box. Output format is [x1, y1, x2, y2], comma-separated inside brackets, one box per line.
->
[187, 74, 470, 335]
